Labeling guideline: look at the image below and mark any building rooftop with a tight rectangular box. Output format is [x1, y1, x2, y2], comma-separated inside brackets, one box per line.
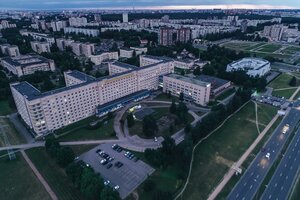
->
[165, 74, 210, 87]
[11, 82, 41, 99]
[1, 54, 51, 68]
[65, 70, 96, 82]
[197, 75, 230, 90]
[112, 61, 138, 70]
[228, 57, 270, 71]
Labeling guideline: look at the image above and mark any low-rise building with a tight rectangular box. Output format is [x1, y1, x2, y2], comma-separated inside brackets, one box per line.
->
[56, 38, 74, 51]
[226, 58, 270, 77]
[71, 42, 95, 57]
[173, 59, 194, 70]
[64, 27, 100, 37]
[1, 54, 55, 77]
[130, 46, 148, 55]
[197, 75, 231, 96]
[0, 44, 20, 57]
[30, 41, 51, 54]
[119, 47, 134, 58]
[163, 73, 211, 105]
[90, 51, 119, 65]
[108, 61, 138, 75]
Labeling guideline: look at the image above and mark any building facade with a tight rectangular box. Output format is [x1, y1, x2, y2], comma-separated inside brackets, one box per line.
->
[90, 52, 119, 65]
[0, 44, 20, 57]
[163, 74, 211, 105]
[158, 27, 174, 46]
[64, 27, 100, 37]
[30, 41, 51, 54]
[176, 28, 191, 43]
[1, 54, 55, 77]
[11, 60, 174, 136]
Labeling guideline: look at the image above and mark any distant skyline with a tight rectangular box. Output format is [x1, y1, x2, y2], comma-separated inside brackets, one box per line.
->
[0, 0, 299, 10]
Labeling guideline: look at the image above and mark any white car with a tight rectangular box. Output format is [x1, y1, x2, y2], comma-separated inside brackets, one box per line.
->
[265, 153, 270, 160]
[154, 137, 158, 142]
[104, 180, 110, 186]
[282, 124, 289, 134]
[100, 159, 107, 164]
[114, 185, 120, 190]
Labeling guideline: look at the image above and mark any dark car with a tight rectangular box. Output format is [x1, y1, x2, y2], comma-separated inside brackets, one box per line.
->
[107, 163, 113, 169]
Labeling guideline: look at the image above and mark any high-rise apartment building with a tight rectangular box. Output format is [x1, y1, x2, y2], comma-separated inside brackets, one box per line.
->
[158, 27, 174, 46]
[176, 28, 191, 43]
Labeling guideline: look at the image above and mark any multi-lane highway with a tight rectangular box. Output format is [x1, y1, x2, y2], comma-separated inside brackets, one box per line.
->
[260, 123, 300, 200]
[227, 108, 300, 200]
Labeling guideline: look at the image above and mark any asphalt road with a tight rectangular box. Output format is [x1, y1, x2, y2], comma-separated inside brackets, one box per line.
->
[227, 108, 300, 200]
[260, 123, 300, 200]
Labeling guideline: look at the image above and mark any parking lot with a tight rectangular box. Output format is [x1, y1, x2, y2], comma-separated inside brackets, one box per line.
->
[79, 143, 155, 199]
[253, 95, 290, 108]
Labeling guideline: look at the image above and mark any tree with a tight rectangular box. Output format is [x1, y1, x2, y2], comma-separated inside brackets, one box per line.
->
[66, 161, 84, 188]
[143, 180, 156, 192]
[169, 100, 177, 114]
[202, 64, 215, 76]
[100, 187, 121, 200]
[179, 92, 184, 101]
[193, 66, 201, 75]
[56, 146, 75, 167]
[80, 168, 104, 200]
[45, 135, 60, 157]
[127, 113, 135, 128]
[142, 115, 158, 137]
[289, 76, 297, 87]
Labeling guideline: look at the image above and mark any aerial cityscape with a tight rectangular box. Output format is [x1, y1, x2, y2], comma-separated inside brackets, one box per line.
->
[0, 1, 300, 200]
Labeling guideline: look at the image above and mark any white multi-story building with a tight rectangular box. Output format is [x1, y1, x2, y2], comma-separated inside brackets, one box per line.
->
[56, 38, 75, 51]
[263, 24, 288, 41]
[64, 27, 100, 37]
[122, 13, 128, 23]
[10, 60, 174, 136]
[130, 47, 148, 55]
[30, 41, 51, 54]
[226, 58, 270, 77]
[119, 47, 134, 58]
[50, 21, 67, 32]
[0, 20, 16, 30]
[0, 44, 20, 57]
[71, 42, 95, 57]
[108, 61, 137, 75]
[1, 54, 55, 77]
[90, 52, 119, 65]
[69, 17, 88, 27]
[173, 59, 194, 70]
[163, 74, 211, 105]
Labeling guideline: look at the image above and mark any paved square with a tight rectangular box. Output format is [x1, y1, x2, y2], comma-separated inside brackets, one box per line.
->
[79, 143, 155, 199]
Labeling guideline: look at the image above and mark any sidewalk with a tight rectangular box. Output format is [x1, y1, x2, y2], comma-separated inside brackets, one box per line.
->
[21, 150, 58, 200]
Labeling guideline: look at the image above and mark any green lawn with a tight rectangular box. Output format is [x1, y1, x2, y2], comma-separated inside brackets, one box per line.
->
[0, 153, 51, 200]
[26, 148, 84, 200]
[0, 118, 26, 146]
[57, 118, 116, 142]
[70, 145, 98, 156]
[272, 88, 297, 99]
[215, 88, 235, 101]
[268, 73, 294, 89]
[216, 116, 282, 200]
[181, 102, 277, 200]
[153, 93, 179, 102]
[0, 101, 14, 116]
[257, 44, 282, 53]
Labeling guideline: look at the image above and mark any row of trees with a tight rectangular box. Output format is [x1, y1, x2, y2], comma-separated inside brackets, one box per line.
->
[45, 136, 120, 200]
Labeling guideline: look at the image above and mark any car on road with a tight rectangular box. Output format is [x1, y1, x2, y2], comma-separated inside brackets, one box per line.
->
[265, 153, 270, 160]
[282, 124, 289, 134]
[154, 137, 158, 142]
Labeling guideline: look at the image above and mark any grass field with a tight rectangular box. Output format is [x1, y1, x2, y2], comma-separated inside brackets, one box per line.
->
[0, 118, 26, 146]
[26, 148, 84, 200]
[272, 88, 297, 99]
[221, 40, 300, 64]
[268, 73, 294, 89]
[181, 102, 277, 200]
[0, 153, 51, 200]
[215, 116, 282, 200]
[70, 144, 98, 156]
[57, 118, 116, 142]
[257, 44, 282, 53]
[215, 88, 236, 101]
[0, 101, 14, 116]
